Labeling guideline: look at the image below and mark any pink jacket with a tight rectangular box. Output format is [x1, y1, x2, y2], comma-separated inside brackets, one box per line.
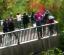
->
[34, 12, 42, 21]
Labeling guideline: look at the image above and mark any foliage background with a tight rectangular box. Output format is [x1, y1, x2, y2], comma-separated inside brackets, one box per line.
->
[0, 0, 64, 31]
[0, 0, 64, 52]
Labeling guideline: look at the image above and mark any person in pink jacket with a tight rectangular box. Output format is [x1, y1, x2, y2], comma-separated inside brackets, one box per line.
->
[34, 12, 43, 39]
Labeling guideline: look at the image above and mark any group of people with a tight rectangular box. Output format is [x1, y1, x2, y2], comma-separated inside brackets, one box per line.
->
[16, 12, 35, 28]
[2, 10, 55, 39]
[3, 12, 34, 33]
[34, 10, 55, 39]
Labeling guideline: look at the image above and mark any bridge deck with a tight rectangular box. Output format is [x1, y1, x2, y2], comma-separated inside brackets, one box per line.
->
[0, 21, 58, 48]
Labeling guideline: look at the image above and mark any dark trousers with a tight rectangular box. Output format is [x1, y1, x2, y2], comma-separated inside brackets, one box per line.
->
[23, 23, 28, 28]
[36, 21, 42, 39]
[17, 21, 21, 29]
[48, 24, 54, 35]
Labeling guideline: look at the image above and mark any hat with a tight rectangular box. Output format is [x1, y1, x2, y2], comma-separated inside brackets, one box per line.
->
[48, 15, 54, 19]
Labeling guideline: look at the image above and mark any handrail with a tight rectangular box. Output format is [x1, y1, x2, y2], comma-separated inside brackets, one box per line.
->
[0, 20, 58, 35]
[0, 20, 58, 47]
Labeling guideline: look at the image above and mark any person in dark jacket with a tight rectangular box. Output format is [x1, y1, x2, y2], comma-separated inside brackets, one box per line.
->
[42, 13, 49, 36]
[31, 12, 35, 26]
[23, 13, 29, 28]
[8, 18, 15, 31]
[8, 17, 18, 41]
[3, 19, 9, 33]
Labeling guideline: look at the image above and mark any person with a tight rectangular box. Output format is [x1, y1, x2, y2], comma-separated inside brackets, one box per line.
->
[23, 13, 29, 28]
[27, 13, 31, 27]
[34, 13, 42, 39]
[8, 18, 15, 32]
[31, 12, 35, 26]
[8, 17, 18, 43]
[16, 13, 22, 29]
[42, 12, 49, 36]
[42, 12, 49, 24]
[3, 19, 9, 33]
[47, 15, 55, 35]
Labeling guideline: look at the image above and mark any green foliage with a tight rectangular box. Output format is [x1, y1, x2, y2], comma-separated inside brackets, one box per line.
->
[29, 48, 63, 55]
[0, 0, 63, 31]
[59, 31, 64, 50]
[0, 0, 64, 54]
